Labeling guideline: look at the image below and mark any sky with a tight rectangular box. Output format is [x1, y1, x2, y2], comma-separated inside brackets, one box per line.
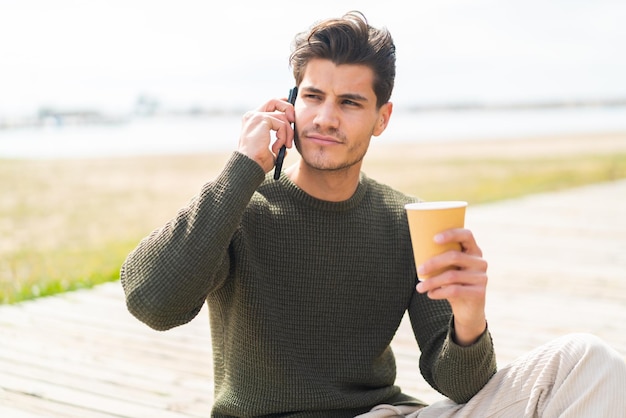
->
[1, 0, 625, 116]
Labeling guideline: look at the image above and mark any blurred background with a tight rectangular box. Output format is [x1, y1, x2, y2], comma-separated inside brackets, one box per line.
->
[1, 0, 625, 157]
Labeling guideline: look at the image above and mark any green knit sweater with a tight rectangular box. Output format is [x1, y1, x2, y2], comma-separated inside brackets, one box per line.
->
[121, 152, 496, 417]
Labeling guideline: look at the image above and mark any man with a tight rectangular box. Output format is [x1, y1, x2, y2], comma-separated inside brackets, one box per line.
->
[121, 11, 626, 417]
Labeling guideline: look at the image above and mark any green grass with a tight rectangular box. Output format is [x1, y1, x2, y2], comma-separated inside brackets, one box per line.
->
[367, 154, 626, 204]
[1, 148, 625, 304]
[0, 240, 138, 304]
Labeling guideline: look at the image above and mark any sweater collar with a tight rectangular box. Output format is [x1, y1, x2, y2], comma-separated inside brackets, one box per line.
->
[276, 172, 369, 212]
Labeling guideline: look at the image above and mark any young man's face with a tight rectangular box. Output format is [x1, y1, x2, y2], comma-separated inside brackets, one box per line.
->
[294, 59, 392, 173]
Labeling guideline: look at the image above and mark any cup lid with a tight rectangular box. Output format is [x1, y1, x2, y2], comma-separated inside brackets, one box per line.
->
[404, 201, 468, 210]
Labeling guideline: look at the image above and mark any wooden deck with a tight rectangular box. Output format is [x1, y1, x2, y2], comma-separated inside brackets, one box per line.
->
[2, 180, 626, 417]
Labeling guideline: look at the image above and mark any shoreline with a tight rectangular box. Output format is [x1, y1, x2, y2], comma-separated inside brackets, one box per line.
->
[2, 104, 626, 160]
[2, 129, 625, 162]
[368, 130, 626, 159]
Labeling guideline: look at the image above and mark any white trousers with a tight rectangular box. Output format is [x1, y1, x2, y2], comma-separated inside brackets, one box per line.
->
[358, 333, 626, 418]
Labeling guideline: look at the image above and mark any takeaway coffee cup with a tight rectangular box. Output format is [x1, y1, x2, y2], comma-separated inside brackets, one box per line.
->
[405, 201, 468, 279]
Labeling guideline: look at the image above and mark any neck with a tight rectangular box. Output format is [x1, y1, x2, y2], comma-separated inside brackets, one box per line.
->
[286, 160, 362, 202]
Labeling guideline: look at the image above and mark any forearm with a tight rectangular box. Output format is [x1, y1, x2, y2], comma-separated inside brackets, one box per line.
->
[410, 296, 496, 404]
[432, 319, 497, 404]
[121, 152, 265, 330]
[453, 313, 487, 347]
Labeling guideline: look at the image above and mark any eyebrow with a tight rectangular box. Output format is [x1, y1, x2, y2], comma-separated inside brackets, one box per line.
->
[301, 86, 370, 103]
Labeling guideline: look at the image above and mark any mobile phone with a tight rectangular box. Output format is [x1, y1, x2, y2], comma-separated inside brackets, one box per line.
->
[274, 86, 298, 180]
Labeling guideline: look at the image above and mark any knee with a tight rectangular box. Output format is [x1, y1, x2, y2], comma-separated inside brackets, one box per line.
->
[557, 333, 625, 367]
[560, 332, 604, 349]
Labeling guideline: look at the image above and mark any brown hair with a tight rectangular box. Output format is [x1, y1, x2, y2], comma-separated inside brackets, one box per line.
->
[290, 11, 396, 108]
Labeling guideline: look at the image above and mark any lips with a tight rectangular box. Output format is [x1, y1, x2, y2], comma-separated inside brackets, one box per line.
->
[306, 133, 341, 145]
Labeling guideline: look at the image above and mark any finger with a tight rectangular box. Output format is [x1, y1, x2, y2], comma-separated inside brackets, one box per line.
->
[418, 249, 487, 280]
[239, 112, 292, 169]
[269, 117, 295, 154]
[435, 228, 483, 257]
[258, 98, 296, 121]
[241, 113, 285, 145]
[418, 264, 487, 289]
[254, 98, 296, 140]
[422, 279, 485, 301]
[257, 98, 285, 112]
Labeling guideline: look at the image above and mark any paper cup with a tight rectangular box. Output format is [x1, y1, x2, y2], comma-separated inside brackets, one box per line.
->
[405, 201, 467, 279]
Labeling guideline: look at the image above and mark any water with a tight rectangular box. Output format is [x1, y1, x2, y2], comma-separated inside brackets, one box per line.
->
[384, 107, 626, 143]
[0, 117, 241, 159]
[1, 106, 625, 159]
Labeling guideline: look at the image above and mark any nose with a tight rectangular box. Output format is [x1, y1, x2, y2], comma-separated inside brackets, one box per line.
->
[313, 100, 339, 130]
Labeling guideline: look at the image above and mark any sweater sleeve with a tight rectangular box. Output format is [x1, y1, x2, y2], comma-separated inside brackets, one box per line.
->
[431, 318, 497, 404]
[408, 293, 497, 404]
[120, 152, 265, 331]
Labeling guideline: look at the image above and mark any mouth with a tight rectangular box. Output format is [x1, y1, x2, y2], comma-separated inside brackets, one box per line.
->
[306, 133, 342, 146]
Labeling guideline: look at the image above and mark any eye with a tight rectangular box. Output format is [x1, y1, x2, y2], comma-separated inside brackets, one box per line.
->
[342, 99, 361, 107]
[304, 93, 322, 101]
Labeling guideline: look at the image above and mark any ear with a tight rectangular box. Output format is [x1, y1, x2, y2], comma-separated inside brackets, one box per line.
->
[373, 102, 393, 137]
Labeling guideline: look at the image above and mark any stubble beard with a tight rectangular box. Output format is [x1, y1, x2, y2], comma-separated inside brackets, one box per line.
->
[295, 128, 371, 173]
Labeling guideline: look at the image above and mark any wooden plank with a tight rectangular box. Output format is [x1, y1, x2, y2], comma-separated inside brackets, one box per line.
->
[0, 287, 214, 417]
[1, 373, 205, 418]
[1, 390, 124, 418]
